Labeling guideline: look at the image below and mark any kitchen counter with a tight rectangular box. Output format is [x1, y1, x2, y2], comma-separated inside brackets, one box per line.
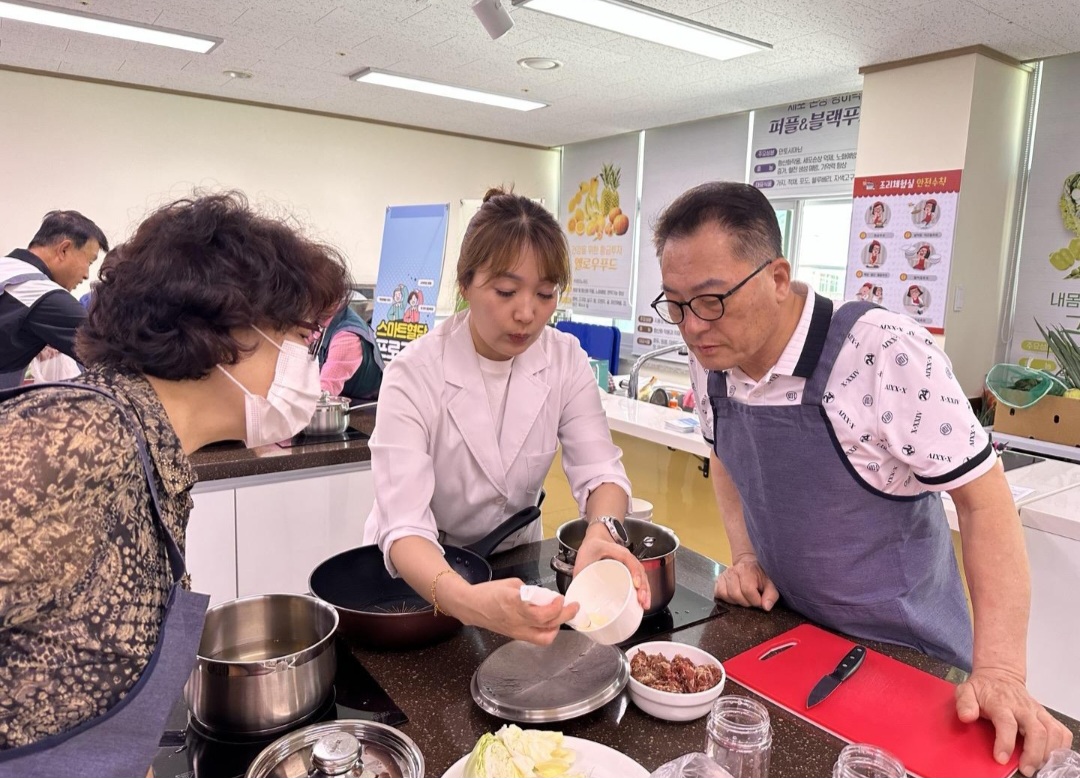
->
[599, 390, 710, 458]
[348, 538, 1080, 776]
[187, 411, 375, 482]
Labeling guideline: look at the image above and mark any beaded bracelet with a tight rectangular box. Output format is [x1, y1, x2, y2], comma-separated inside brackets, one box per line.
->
[431, 569, 455, 617]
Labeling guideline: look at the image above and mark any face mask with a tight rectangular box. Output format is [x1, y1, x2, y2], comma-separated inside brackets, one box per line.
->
[217, 327, 322, 447]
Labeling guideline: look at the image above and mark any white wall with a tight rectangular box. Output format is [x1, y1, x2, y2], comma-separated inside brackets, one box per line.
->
[855, 57, 975, 177]
[0, 69, 560, 310]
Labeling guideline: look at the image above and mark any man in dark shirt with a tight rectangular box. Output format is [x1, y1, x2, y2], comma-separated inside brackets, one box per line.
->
[0, 211, 108, 389]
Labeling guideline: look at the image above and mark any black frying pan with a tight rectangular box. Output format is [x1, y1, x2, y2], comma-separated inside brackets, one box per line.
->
[308, 505, 542, 650]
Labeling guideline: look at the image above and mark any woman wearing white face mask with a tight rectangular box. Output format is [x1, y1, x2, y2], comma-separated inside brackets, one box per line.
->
[0, 192, 348, 776]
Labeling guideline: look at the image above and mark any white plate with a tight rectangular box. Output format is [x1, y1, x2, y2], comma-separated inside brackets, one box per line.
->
[441, 735, 650, 778]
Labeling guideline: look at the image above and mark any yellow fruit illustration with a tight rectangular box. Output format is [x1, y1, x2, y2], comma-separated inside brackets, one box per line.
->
[568, 218, 577, 233]
[1050, 248, 1074, 271]
[600, 163, 621, 216]
[574, 208, 584, 223]
[575, 220, 585, 236]
[608, 207, 622, 221]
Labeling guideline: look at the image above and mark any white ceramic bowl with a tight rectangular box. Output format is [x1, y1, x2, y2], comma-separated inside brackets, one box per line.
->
[626, 641, 727, 722]
[564, 559, 643, 645]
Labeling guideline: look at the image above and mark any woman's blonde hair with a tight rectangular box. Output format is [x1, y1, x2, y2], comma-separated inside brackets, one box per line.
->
[457, 186, 570, 294]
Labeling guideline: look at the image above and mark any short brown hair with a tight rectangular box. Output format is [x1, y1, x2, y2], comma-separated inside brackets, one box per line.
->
[77, 192, 350, 380]
[653, 181, 782, 266]
[457, 187, 569, 292]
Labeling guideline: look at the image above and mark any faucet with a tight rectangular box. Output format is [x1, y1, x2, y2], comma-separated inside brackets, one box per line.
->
[627, 343, 688, 400]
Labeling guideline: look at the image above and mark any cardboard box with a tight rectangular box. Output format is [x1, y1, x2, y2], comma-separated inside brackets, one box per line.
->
[994, 395, 1080, 447]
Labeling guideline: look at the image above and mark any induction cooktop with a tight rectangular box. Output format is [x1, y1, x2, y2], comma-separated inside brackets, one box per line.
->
[152, 639, 404, 778]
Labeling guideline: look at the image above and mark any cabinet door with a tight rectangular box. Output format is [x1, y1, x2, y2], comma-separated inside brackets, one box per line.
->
[186, 490, 238, 605]
[235, 468, 373, 597]
[1024, 526, 1080, 720]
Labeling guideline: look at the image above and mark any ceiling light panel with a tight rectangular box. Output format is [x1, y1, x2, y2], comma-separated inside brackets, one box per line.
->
[513, 0, 770, 61]
[0, 0, 220, 53]
[352, 68, 547, 112]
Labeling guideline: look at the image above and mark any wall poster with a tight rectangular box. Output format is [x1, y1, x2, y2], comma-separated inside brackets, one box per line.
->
[750, 92, 862, 199]
[561, 134, 640, 318]
[372, 203, 449, 362]
[844, 170, 963, 335]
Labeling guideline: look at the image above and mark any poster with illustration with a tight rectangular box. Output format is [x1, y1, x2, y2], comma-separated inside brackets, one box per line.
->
[844, 170, 963, 335]
[1008, 53, 1080, 371]
[371, 203, 449, 362]
[561, 133, 639, 318]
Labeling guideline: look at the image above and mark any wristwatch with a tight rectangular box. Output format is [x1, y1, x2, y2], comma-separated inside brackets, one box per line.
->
[587, 515, 630, 547]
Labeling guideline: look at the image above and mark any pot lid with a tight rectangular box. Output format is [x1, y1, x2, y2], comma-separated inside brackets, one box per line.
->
[245, 719, 424, 778]
[471, 630, 629, 723]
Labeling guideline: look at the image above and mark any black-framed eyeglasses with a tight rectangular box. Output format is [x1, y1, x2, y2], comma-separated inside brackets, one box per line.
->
[300, 320, 326, 358]
[650, 258, 775, 325]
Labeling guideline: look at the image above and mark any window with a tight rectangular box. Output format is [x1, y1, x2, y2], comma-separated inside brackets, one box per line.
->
[784, 199, 853, 302]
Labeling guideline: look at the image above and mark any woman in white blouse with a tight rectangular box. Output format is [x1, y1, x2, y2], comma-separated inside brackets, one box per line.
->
[363, 188, 648, 644]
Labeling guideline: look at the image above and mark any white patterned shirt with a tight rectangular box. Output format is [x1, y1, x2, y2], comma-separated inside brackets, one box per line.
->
[688, 283, 995, 496]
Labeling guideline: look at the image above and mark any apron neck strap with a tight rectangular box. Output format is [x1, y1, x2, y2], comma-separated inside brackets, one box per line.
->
[0, 381, 188, 583]
[803, 300, 878, 404]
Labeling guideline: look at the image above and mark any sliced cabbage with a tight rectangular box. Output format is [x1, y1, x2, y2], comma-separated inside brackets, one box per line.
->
[463, 725, 582, 778]
[463, 733, 522, 778]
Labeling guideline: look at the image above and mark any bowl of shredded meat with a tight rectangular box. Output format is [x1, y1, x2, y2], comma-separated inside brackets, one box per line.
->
[626, 641, 726, 721]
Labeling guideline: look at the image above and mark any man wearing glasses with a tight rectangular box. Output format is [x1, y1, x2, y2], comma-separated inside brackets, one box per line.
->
[653, 182, 1070, 776]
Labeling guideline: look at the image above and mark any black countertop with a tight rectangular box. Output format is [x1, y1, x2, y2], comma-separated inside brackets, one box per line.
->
[346, 538, 1080, 777]
[187, 411, 375, 482]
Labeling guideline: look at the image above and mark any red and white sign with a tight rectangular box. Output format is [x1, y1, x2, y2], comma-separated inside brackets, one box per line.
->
[844, 169, 963, 335]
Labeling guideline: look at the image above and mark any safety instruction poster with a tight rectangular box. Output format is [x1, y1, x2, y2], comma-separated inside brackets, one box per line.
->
[844, 170, 963, 335]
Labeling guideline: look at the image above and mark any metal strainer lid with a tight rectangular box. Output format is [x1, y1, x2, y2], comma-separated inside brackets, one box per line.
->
[245, 719, 424, 778]
[471, 630, 629, 722]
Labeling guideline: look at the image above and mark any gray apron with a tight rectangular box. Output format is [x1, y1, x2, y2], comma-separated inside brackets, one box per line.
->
[0, 382, 209, 777]
[708, 299, 973, 670]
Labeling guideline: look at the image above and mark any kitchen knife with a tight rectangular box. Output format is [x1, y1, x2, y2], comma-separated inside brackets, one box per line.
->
[806, 644, 866, 708]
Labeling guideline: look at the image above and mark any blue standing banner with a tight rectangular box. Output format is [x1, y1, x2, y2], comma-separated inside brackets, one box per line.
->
[372, 204, 450, 363]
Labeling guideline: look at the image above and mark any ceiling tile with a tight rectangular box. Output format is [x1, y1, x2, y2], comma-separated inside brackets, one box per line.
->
[1, 0, 1078, 147]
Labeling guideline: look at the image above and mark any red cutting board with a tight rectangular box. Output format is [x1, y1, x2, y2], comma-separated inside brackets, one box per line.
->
[723, 624, 1020, 778]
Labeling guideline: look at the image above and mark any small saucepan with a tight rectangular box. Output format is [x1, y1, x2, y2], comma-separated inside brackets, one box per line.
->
[304, 391, 377, 436]
[551, 518, 679, 615]
[309, 505, 542, 650]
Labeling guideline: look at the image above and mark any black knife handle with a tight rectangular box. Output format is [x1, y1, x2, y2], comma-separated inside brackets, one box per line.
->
[830, 645, 866, 681]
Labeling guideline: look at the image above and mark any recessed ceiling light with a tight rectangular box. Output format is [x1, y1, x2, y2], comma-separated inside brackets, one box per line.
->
[224, 70, 252, 79]
[513, 0, 769, 61]
[517, 57, 562, 71]
[351, 68, 547, 112]
[0, 0, 220, 53]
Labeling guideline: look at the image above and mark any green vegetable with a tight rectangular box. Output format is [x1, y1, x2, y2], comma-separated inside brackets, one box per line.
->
[1036, 320, 1080, 389]
[1063, 172, 1080, 237]
[464, 733, 521, 778]
[462, 726, 582, 778]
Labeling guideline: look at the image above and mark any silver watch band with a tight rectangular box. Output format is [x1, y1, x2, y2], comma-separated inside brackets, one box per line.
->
[587, 515, 630, 546]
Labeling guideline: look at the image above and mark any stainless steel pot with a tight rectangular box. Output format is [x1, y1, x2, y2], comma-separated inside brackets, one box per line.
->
[551, 518, 679, 615]
[184, 593, 338, 736]
[245, 720, 425, 778]
[303, 392, 376, 436]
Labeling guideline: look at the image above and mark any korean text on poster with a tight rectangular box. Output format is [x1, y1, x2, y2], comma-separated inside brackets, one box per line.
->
[751, 92, 862, 199]
[371, 203, 449, 362]
[561, 133, 639, 318]
[844, 170, 963, 335]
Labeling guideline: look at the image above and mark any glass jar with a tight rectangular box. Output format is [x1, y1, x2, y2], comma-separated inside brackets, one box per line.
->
[705, 696, 772, 778]
[832, 744, 905, 778]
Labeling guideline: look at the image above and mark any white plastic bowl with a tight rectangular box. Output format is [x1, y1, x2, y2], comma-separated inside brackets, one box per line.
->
[563, 559, 643, 645]
[626, 640, 727, 722]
